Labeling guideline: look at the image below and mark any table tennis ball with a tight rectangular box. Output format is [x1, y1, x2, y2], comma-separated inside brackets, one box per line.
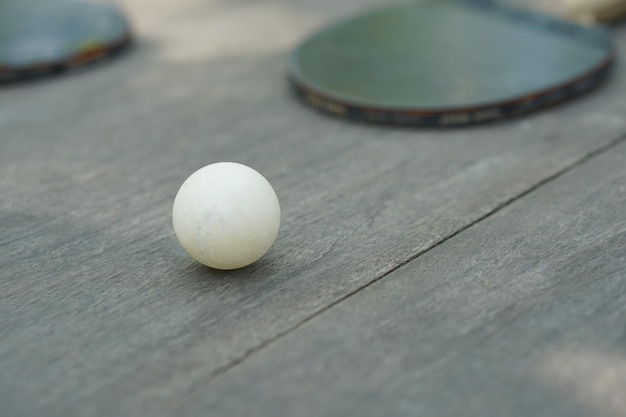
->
[172, 162, 281, 270]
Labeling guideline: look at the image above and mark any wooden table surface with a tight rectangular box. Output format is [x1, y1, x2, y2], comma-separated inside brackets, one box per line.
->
[1, 1, 625, 416]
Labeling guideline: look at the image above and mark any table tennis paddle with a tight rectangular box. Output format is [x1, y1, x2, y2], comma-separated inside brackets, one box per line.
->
[288, 0, 616, 126]
[0, 0, 132, 82]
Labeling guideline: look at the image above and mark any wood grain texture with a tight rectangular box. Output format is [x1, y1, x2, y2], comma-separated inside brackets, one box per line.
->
[1, 1, 625, 415]
[171, 140, 626, 417]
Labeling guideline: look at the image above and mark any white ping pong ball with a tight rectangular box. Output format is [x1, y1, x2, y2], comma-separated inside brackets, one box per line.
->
[172, 162, 281, 270]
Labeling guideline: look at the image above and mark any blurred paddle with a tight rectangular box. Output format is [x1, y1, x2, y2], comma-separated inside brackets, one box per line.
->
[289, 0, 620, 126]
[0, 0, 132, 82]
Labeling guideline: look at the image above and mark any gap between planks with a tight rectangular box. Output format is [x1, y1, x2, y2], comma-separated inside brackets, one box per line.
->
[153, 130, 626, 417]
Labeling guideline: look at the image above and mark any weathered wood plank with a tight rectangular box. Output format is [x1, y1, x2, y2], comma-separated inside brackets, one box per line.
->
[171, 141, 626, 417]
[1, 1, 626, 415]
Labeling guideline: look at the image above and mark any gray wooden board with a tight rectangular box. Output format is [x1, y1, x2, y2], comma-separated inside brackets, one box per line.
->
[170, 140, 626, 417]
[0, 0, 625, 415]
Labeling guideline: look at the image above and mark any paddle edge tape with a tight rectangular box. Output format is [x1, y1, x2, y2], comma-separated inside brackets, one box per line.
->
[289, 53, 615, 127]
[0, 33, 133, 83]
